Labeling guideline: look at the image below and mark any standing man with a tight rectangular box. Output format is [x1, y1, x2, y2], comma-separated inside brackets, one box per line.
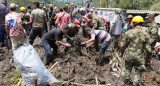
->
[26, 2, 47, 45]
[120, 16, 151, 86]
[56, 6, 71, 28]
[20, 7, 31, 35]
[41, 26, 71, 65]
[146, 14, 159, 49]
[49, 4, 56, 30]
[87, 13, 106, 30]
[82, 27, 111, 65]
[5, 3, 28, 50]
[127, 15, 134, 30]
[110, 9, 125, 50]
[0, 0, 9, 47]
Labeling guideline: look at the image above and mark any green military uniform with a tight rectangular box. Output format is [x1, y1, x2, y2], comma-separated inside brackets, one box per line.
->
[20, 12, 31, 35]
[92, 16, 105, 30]
[147, 21, 158, 49]
[120, 26, 151, 85]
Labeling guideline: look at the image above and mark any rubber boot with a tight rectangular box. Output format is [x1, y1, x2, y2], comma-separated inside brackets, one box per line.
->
[98, 53, 104, 66]
[45, 56, 51, 66]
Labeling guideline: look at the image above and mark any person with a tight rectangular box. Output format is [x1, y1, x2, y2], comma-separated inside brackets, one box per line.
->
[86, 0, 93, 13]
[26, 2, 47, 45]
[0, 0, 9, 47]
[110, 9, 125, 50]
[56, 6, 71, 28]
[49, 4, 56, 30]
[5, 3, 28, 50]
[120, 16, 151, 86]
[87, 13, 106, 30]
[82, 27, 111, 65]
[20, 7, 31, 35]
[127, 15, 134, 30]
[54, 8, 63, 21]
[69, 3, 74, 20]
[41, 25, 71, 65]
[146, 14, 159, 49]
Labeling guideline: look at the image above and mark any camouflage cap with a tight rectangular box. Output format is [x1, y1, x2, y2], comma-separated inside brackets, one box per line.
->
[145, 14, 155, 19]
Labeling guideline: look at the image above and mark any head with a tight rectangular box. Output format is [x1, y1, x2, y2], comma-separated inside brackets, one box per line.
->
[85, 27, 92, 35]
[63, 6, 69, 13]
[146, 14, 155, 23]
[89, 9, 94, 13]
[62, 25, 69, 34]
[74, 20, 81, 28]
[59, 8, 63, 12]
[132, 16, 144, 26]
[71, 3, 74, 6]
[33, 2, 40, 9]
[88, 13, 93, 19]
[10, 3, 17, 12]
[0, 0, 5, 4]
[127, 15, 133, 23]
[49, 4, 53, 9]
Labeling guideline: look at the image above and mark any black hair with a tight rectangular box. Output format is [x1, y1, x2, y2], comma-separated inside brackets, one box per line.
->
[33, 2, 40, 8]
[63, 6, 68, 11]
[85, 26, 92, 33]
[62, 25, 69, 30]
[10, 8, 16, 11]
[59, 8, 63, 12]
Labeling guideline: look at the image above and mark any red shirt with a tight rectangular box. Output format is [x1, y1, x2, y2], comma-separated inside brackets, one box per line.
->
[5, 12, 23, 36]
[56, 12, 71, 28]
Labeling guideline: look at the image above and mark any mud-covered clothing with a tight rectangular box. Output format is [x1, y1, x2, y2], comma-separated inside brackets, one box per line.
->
[31, 8, 46, 28]
[92, 16, 106, 30]
[147, 22, 159, 48]
[91, 30, 110, 42]
[120, 26, 151, 85]
[42, 29, 63, 57]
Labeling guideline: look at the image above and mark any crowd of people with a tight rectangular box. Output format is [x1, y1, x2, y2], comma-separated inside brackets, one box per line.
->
[1, 0, 160, 85]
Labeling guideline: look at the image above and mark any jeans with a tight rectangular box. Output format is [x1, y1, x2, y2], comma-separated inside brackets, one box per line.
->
[29, 27, 44, 45]
[100, 39, 111, 55]
[0, 29, 6, 43]
[42, 40, 58, 57]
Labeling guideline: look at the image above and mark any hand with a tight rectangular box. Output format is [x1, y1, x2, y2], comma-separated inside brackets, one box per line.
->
[65, 43, 71, 47]
[24, 22, 28, 25]
[81, 42, 86, 47]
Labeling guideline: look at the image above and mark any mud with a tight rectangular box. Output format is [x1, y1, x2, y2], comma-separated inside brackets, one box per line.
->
[0, 35, 160, 86]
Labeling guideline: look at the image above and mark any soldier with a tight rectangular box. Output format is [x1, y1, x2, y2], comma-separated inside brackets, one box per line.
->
[20, 7, 31, 35]
[120, 16, 151, 86]
[146, 14, 159, 49]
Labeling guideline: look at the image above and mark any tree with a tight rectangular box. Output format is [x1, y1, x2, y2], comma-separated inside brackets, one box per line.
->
[150, 2, 160, 11]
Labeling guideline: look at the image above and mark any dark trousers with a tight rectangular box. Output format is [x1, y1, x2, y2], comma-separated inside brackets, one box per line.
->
[41, 40, 58, 57]
[29, 27, 44, 45]
[0, 28, 6, 43]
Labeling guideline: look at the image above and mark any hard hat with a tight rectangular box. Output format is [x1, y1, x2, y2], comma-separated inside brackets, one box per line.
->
[65, 4, 69, 7]
[132, 16, 144, 23]
[20, 7, 26, 12]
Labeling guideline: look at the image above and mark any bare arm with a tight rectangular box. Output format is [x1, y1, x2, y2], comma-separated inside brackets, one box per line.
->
[56, 41, 71, 47]
[86, 34, 95, 44]
[5, 25, 9, 38]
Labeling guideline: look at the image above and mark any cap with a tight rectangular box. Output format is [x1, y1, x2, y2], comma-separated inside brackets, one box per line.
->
[10, 3, 18, 8]
[127, 15, 133, 19]
[145, 14, 155, 19]
[74, 20, 80, 27]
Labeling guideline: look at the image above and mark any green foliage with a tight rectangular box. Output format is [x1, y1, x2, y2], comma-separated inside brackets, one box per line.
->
[8, 66, 21, 84]
[150, 2, 160, 11]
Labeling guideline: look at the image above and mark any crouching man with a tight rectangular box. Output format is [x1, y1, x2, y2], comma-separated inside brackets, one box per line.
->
[82, 27, 111, 65]
[41, 25, 71, 65]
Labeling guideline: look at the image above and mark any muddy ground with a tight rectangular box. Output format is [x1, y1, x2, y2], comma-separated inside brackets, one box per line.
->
[0, 35, 160, 86]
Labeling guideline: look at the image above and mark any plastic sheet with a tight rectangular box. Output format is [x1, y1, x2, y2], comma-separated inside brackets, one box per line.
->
[13, 45, 58, 86]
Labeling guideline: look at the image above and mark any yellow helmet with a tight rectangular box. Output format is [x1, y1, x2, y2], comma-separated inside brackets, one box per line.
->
[132, 16, 144, 23]
[65, 4, 69, 7]
[20, 7, 26, 12]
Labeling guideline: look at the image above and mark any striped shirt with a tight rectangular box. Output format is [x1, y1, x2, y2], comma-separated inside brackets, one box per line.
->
[91, 30, 109, 42]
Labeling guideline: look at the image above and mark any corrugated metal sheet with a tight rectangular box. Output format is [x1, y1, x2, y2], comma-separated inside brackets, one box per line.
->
[126, 10, 160, 14]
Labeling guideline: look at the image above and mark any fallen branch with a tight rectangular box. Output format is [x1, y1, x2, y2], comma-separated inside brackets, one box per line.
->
[16, 78, 22, 86]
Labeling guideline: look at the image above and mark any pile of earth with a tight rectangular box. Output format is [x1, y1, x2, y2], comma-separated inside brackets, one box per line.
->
[0, 37, 160, 86]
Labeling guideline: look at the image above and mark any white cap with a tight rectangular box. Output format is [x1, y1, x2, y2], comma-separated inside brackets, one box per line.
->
[10, 3, 18, 8]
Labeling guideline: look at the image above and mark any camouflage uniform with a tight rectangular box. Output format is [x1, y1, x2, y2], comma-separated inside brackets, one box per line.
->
[120, 26, 151, 85]
[92, 16, 106, 30]
[20, 12, 31, 35]
[147, 22, 158, 49]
